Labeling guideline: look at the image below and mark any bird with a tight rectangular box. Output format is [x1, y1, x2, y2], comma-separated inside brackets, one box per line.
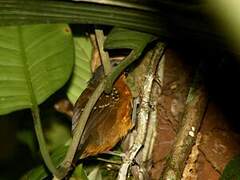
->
[72, 66, 133, 159]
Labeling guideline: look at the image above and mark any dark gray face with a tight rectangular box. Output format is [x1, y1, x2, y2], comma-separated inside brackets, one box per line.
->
[89, 60, 121, 86]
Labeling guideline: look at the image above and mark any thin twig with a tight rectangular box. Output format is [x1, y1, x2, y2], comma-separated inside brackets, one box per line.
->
[161, 65, 208, 180]
[52, 176, 60, 180]
[138, 54, 165, 179]
[96, 157, 122, 165]
[142, 54, 165, 162]
[58, 81, 105, 178]
[95, 29, 112, 75]
[117, 42, 165, 180]
[89, 33, 101, 72]
[102, 151, 125, 157]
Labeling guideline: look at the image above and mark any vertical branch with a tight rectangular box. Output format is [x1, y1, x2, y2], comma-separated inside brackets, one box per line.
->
[147, 54, 165, 159]
[161, 66, 208, 180]
[95, 29, 112, 75]
[117, 42, 165, 180]
[138, 54, 166, 180]
[58, 81, 105, 178]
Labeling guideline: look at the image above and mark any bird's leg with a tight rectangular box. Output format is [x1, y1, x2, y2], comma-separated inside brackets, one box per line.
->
[103, 151, 125, 157]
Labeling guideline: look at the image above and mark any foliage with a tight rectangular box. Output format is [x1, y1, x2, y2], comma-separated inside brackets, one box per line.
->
[221, 155, 240, 180]
[104, 27, 155, 94]
[71, 164, 88, 180]
[105, 27, 155, 52]
[0, 2, 160, 179]
[0, 0, 161, 36]
[23, 145, 69, 180]
[66, 37, 93, 104]
[0, 0, 237, 179]
[0, 24, 74, 114]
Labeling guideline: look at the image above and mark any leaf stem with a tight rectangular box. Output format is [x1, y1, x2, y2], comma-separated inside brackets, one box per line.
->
[31, 106, 60, 177]
[17, 25, 59, 178]
[95, 29, 112, 75]
[58, 80, 105, 178]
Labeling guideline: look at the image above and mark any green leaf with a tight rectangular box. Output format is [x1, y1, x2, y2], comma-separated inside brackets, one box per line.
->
[67, 37, 93, 104]
[88, 167, 102, 180]
[0, 0, 231, 53]
[104, 27, 155, 52]
[103, 27, 154, 93]
[17, 129, 36, 156]
[0, 24, 74, 115]
[71, 164, 89, 180]
[0, 0, 163, 36]
[22, 145, 69, 180]
[221, 155, 240, 180]
[43, 111, 71, 151]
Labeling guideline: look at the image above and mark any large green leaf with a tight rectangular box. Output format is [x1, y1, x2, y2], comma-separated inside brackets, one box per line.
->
[0, 0, 227, 52]
[0, 0, 163, 36]
[66, 37, 92, 104]
[104, 27, 155, 52]
[0, 24, 74, 115]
